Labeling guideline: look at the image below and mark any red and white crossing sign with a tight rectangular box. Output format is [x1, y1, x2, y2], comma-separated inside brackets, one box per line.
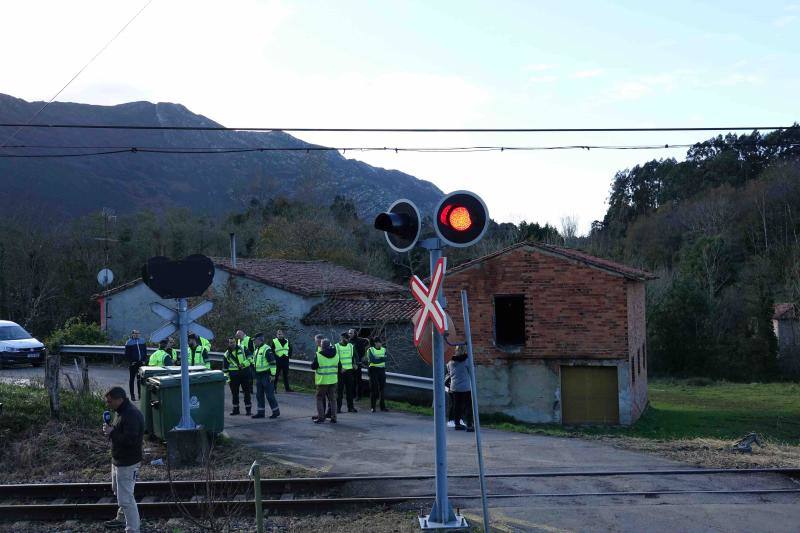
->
[410, 257, 449, 346]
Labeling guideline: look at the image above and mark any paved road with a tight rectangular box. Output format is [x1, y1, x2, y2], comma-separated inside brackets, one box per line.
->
[3, 363, 800, 532]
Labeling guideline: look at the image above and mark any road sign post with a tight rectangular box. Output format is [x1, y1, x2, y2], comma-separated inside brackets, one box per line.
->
[149, 299, 214, 431]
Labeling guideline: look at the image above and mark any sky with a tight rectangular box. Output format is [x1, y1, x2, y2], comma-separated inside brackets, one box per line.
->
[1, 0, 798, 233]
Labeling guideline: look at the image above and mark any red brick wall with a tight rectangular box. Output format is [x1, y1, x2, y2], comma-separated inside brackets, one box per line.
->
[443, 247, 630, 364]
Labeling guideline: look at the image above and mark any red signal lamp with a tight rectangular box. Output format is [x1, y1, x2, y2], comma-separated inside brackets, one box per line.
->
[434, 191, 489, 247]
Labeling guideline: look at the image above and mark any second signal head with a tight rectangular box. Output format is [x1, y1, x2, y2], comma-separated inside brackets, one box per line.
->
[434, 190, 489, 248]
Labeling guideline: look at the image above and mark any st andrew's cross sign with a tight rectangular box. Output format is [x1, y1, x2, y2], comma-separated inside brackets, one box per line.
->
[410, 257, 448, 346]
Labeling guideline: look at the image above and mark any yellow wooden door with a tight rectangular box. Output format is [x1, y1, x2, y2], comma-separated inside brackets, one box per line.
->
[561, 366, 619, 425]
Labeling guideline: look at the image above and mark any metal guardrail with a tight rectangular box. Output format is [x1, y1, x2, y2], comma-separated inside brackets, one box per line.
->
[59, 345, 434, 391]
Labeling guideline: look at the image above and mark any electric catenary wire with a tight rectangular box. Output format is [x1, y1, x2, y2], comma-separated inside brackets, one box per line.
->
[0, 124, 796, 133]
[1, 141, 799, 159]
[0, 0, 154, 149]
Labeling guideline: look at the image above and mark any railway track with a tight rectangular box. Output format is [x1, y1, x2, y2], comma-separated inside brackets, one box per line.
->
[2, 467, 799, 522]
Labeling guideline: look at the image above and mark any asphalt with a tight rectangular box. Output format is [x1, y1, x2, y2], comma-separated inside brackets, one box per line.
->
[3, 363, 800, 532]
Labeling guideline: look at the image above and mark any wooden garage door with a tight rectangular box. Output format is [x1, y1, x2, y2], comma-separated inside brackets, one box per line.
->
[561, 366, 619, 425]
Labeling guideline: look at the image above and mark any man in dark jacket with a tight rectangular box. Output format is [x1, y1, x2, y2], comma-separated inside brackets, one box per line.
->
[124, 330, 147, 401]
[347, 329, 370, 401]
[102, 386, 144, 532]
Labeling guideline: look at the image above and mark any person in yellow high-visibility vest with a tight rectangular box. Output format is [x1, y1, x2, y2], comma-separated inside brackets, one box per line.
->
[335, 332, 357, 414]
[272, 329, 293, 392]
[367, 338, 388, 412]
[251, 333, 280, 419]
[311, 339, 338, 424]
[148, 339, 173, 366]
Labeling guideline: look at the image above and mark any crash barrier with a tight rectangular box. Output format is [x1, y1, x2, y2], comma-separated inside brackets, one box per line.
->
[59, 345, 434, 397]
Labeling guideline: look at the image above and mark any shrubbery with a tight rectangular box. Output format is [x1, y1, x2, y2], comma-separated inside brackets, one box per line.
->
[45, 317, 108, 354]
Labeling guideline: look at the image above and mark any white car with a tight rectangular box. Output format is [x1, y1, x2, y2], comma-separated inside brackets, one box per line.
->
[0, 320, 45, 367]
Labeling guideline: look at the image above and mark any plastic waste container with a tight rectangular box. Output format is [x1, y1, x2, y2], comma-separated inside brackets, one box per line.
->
[139, 365, 206, 435]
[148, 370, 226, 440]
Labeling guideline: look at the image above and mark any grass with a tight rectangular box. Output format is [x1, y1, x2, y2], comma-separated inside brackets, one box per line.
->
[386, 379, 800, 445]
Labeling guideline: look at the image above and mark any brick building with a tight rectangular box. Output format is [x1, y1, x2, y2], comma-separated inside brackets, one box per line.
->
[442, 242, 655, 426]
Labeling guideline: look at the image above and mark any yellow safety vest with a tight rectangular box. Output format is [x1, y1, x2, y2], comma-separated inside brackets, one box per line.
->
[272, 338, 290, 358]
[315, 351, 339, 386]
[186, 346, 211, 369]
[148, 349, 170, 366]
[368, 347, 386, 368]
[336, 343, 354, 371]
[224, 346, 251, 372]
[254, 344, 276, 376]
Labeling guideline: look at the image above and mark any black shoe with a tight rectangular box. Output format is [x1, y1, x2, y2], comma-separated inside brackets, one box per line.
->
[230, 408, 240, 416]
[245, 408, 252, 416]
[370, 408, 376, 413]
[454, 424, 466, 431]
[314, 418, 324, 424]
[348, 408, 358, 413]
[330, 418, 337, 423]
[466, 427, 475, 432]
[325, 412, 332, 419]
[104, 519, 125, 529]
[269, 410, 280, 419]
[251, 412, 265, 419]
[380, 407, 389, 412]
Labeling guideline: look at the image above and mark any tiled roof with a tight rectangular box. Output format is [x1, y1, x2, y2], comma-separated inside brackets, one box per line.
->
[302, 298, 420, 325]
[212, 257, 405, 297]
[98, 258, 405, 299]
[446, 242, 657, 281]
[773, 303, 798, 320]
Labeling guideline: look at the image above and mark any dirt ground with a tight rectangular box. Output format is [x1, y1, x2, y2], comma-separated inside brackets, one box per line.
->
[600, 435, 800, 469]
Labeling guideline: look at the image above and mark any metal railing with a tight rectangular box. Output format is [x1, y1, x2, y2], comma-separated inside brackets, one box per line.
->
[59, 345, 433, 392]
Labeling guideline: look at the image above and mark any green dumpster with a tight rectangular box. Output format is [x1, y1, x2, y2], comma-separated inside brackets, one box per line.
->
[139, 365, 206, 435]
[149, 370, 226, 440]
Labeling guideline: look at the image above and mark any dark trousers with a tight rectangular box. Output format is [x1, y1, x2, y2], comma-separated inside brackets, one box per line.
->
[229, 370, 252, 409]
[129, 362, 142, 400]
[316, 384, 336, 421]
[255, 371, 279, 413]
[368, 367, 386, 409]
[274, 357, 291, 391]
[354, 366, 365, 400]
[337, 369, 356, 411]
[453, 390, 473, 428]
[447, 391, 456, 422]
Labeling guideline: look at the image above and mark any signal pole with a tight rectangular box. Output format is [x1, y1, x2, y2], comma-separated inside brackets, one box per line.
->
[418, 237, 462, 529]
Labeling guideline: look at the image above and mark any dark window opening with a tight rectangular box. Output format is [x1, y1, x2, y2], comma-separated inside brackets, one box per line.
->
[637, 348, 641, 375]
[494, 295, 526, 347]
[631, 355, 636, 384]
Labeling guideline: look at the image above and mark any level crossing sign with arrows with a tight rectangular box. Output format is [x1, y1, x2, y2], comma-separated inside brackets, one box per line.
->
[149, 300, 214, 342]
[410, 257, 448, 346]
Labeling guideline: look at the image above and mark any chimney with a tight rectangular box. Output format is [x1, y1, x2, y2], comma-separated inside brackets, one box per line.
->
[229, 233, 237, 269]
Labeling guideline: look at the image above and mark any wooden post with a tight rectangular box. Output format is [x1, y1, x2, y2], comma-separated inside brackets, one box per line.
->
[45, 352, 61, 419]
[80, 356, 90, 395]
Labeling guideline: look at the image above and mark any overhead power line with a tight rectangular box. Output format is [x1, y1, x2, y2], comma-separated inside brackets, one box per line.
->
[2, 141, 799, 159]
[0, 124, 796, 134]
[0, 0, 154, 149]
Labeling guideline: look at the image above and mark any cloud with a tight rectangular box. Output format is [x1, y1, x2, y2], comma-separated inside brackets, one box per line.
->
[773, 15, 797, 27]
[528, 74, 558, 84]
[571, 68, 603, 79]
[613, 81, 650, 100]
[525, 63, 553, 72]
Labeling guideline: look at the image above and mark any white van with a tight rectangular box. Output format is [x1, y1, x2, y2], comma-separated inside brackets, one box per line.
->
[0, 320, 45, 367]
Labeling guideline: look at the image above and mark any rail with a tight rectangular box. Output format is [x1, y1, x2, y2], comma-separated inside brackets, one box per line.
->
[59, 345, 434, 392]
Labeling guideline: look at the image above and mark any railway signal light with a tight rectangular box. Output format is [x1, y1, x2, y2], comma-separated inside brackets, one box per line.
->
[374, 199, 421, 253]
[434, 190, 489, 248]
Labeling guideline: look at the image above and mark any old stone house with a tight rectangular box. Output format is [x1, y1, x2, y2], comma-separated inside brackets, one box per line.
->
[440, 242, 655, 426]
[96, 257, 425, 374]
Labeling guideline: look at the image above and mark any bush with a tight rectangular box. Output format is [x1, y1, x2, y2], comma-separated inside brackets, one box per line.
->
[46, 317, 108, 354]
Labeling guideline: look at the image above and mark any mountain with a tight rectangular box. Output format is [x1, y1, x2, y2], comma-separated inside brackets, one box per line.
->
[0, 93, 443, 219]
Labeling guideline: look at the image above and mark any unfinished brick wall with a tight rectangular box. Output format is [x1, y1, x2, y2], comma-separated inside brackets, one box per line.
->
[443, 247, 630, 363]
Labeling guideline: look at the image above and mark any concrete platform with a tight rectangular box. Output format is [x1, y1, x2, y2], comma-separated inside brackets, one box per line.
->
[3, 363, 800, 532]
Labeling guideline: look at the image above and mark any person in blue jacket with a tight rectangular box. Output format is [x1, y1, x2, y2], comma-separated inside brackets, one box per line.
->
[124, 330, 147, 401]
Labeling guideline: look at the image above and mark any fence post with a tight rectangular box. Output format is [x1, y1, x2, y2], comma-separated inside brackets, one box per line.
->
[80, 356, 90, 395]
[45, 351, 61, 419]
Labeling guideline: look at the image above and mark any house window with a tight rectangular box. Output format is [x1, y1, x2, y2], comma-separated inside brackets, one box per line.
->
[494, 295, 526, 348]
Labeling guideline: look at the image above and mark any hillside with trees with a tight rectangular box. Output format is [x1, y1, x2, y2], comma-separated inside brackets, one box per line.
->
[587, 126, 800, 380]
